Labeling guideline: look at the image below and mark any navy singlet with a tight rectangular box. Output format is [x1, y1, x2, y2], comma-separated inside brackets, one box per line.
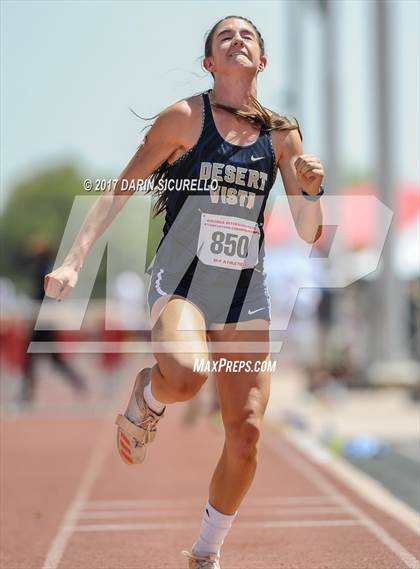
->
[149, 90, 277, 290]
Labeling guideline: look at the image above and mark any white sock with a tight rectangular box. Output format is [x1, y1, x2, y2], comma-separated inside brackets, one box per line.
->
[143, 380, 166, 414]
[192, 500, 238, 556]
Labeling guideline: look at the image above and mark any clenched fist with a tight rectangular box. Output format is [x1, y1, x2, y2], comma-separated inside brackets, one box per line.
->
[294, 154, 324, 195]
[44, 265, 79, 301]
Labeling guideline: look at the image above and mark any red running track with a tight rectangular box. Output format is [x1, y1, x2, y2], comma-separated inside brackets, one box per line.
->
[2, 391, 420, 569]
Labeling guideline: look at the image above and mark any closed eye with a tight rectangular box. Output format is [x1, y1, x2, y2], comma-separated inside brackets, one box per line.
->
[217, 28, 256, 42]
[220, 34, 254, 44]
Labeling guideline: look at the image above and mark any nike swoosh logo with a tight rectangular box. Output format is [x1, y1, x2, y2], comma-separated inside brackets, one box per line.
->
[248, 307, 265, 315]
[250, 155, 264, 162]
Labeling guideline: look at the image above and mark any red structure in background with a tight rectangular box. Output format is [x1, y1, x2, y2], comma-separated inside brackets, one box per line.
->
[265, 182, 420, 251]
[0, 319, 28, 375]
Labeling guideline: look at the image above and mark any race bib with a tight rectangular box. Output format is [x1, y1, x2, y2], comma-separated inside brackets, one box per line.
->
[197, 213, 260, 270]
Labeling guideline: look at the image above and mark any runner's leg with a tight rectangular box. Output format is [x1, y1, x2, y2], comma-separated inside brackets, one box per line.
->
[149, 295, 211, 404]
[192, 319, 271, 556]
[116, 294, 212, 464]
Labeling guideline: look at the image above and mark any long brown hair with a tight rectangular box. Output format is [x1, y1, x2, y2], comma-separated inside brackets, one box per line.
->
[147, 15, 302, 217]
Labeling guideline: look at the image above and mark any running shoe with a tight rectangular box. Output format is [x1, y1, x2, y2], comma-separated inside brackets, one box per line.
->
[182, 550, 221, 569]
[115, 367, 165, 464]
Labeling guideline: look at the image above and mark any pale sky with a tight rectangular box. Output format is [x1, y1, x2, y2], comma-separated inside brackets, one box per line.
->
[1, 0, 419, 204]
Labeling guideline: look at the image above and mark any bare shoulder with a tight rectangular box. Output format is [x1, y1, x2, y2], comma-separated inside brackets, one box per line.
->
[153, 94, 203, 145]
[271, 126, 303, 164]
[158, 94, 202, 125]
[264, 107, 303, 163]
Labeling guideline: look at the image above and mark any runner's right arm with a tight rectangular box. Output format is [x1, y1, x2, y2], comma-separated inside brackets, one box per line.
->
[44, 101, 191, 300]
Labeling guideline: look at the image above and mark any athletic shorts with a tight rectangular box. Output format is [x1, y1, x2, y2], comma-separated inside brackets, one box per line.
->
[147, 262, 271, 326]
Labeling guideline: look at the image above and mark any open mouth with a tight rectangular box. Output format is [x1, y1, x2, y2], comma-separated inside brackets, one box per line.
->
[229, 51, 248, 59]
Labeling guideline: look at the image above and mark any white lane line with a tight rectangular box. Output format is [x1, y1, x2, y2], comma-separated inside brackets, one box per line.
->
[264, 435, 420, 569]
[244, 495, 344, 505]
[71, 519, 363, 532]
[78, 506, 351, 520]
[73, 522, 196, 532]
[241, 520, 361, 528]
[84, 495, 343, 510]
[41, 411, 117, 569]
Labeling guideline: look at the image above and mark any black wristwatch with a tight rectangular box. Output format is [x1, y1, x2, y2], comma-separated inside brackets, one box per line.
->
[301, 185, 325, 201]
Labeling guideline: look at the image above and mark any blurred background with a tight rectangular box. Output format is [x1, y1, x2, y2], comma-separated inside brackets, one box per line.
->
[1, 0, 419, 514]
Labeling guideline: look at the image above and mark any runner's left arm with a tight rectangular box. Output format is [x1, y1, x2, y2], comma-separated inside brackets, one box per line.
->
[275, 129, 324, 244]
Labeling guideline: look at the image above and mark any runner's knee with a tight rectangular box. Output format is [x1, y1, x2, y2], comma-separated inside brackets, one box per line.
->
[225, 418, 262, 462]
[159, 355, 209, 401]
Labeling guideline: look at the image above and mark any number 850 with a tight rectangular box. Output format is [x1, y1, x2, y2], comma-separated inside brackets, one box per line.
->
[210, 231, 250, 258]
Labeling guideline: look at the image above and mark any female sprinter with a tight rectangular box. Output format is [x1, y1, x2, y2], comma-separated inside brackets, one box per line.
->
[44, 15, 324, 569]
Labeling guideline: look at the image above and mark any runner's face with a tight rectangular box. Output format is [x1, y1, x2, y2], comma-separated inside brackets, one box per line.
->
[206, 18, 266, 76]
